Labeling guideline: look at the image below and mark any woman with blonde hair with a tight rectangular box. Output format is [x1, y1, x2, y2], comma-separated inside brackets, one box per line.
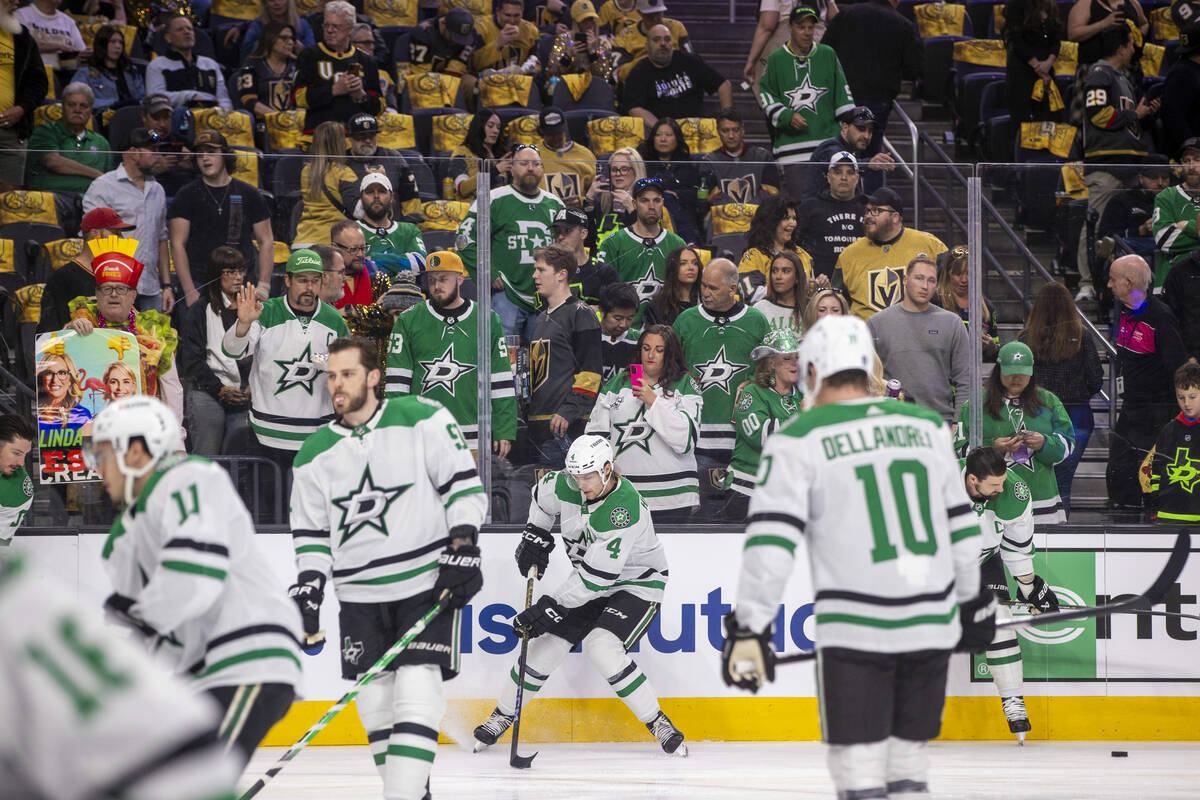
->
[295, 121, 360, 248]
[102, 360, 138, 401]
[586, 146, 674, 246]
[801, 286, 848, 330]
[37, 351, 92, 427]
[934, 245, 999, 361]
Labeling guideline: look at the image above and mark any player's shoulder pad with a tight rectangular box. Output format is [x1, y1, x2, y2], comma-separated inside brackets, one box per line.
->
[135, 456, 217, 514]
[1004, 467, 1032, 507]
[293, 423, 345, 469]
[315, 300, 350, 332]
[594, 477, 643, 532]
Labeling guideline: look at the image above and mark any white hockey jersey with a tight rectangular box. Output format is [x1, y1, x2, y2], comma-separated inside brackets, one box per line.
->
[101, 456, 303, 692]
[0, 556, 240, 800]
[529, 472, 669, 607]
[290, 396, 487, 604]
[736, 397, 982, 653]
[586, 372, 702, 512]
[964, 462, 1036, 577]
[221, 297, 350, 450]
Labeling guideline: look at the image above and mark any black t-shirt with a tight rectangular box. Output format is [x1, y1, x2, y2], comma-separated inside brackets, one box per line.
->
[622, 51, 724, 120]
[167, 178, 271, 287]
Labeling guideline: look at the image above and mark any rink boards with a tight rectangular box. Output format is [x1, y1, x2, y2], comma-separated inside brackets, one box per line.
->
[15, 529, 1200, 743]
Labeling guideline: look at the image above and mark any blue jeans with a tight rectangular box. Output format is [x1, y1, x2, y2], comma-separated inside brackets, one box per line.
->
[492, 290, 539, 344]
[1054, 403, 1094, 518]
[185, 387, 249, 456]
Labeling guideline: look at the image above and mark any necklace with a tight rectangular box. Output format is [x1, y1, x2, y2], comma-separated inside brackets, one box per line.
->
[98, 307, 137, 333]
[203, 180, 231, 215]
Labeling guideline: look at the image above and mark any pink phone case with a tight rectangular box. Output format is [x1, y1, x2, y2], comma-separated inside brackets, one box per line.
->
[629, 364, 644, 389]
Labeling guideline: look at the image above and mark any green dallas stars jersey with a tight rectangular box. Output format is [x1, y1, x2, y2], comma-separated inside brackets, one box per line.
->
[958, 459, 1035, 576]
[290, 396, 486, 604]
[528, 472, 668, 607]
[384, 299, 518, 447]
[1152, 184, 1200, 284]
[455, 184, 565, 312]
[586, 371, 702, 512]
[758, 41, 854, 164]
[728, 383, 800, 497]
[672, 303, 770, 462]
[222, 297, 350, 451]
[595, 226, 689, 309]
[0, 466, 33, 544]
[101, 456, 303, 693]
[359, 219, 427, 277]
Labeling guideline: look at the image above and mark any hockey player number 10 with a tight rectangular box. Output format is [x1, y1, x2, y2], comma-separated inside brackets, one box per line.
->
[853, 460, 938, 564]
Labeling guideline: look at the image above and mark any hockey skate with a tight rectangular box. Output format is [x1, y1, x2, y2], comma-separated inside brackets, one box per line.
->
[646, 710, 688, 756]
[472, 707, 514, 752]
[1002, 695, 1031, 744]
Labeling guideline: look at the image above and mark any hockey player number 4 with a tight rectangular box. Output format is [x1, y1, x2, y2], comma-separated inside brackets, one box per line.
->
[853, 460, 938, 564]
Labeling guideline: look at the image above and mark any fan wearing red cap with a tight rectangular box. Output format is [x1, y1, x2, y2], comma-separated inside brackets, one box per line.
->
[62, 235, 182, 418]
[37, 208, 135, 335]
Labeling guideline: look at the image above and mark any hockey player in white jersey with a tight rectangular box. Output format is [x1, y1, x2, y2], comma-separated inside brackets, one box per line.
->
[962, 446, 1059, 743]
[0, 414, 34, 543]
[84, 395, 302, 771]
[472, 434, 688, 755]
[721, 315, 996, 800]
[288, 336, 486, 800]
[0, 555, 241, 800]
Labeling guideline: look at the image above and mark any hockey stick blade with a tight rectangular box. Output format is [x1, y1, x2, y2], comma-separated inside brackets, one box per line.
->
[238, 590, 450, 800]
[1003, 601, 1200, 624]
[509, 567, 538, 769]
[997, 531, 1190, 631]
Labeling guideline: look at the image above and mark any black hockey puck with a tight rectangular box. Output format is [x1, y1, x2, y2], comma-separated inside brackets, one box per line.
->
[1111, 750, 1128, 757]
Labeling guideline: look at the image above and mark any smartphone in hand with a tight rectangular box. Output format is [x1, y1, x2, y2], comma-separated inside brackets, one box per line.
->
[629, 364, 644, 390]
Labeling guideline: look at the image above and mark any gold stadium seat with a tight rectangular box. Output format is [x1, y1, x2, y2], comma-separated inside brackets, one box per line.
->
[273, 241, 291, 265]
[506, 114, 540, 145]
[42, 238, 86, 271]
[0, 240, 13, 271]
[439, 0, 490, 17]
[478, 74, 535, 108]
[192, 107, 256, 148]
[364, 0, 418, 27]
[405, 73, 463, 110]
[678, 117, 718, 155]
[914, 3, 968, 37]
[586, 116, 644, 156]
[33, 103, 95, 130]
[417, 200, 469, 231]
[14, 283, 44, 325]
[432, 113, 472, 152]
[44, 65, 56, 100]
[711, 203, 758, 235]
[78, 22, 138, 54]
[264, 110, 307, 151]
[210, 0, 259, 21]
[1150, 7, 1180, 41]
[0, 191, 61, 227]
[376, 112, 416, 151]
[230, 147, 261, 187]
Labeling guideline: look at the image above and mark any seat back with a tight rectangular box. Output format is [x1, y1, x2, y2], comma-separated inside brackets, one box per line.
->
[403, 72, 466, 111]
[677, 118, 720, 155]
[263, 110, 308, 152]
[399, 149, 439, 201]
[191, 107, 256, 148]
[431, 113, 472, 153]
[586, 116, 644, 156]
[478, 74, 541, 112]
[377, 112, 417, 151]
[914, 2, 972, 37]
[551, 73, 616, 111]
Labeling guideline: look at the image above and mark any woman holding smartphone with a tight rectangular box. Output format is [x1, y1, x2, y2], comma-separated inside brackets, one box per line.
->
[954, 341, 1075, 525]
[586, 325, 702, 524]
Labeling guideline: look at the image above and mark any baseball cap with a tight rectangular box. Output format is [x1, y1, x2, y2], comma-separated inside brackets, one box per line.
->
[636, 0, 668, 12]
[572, 0, 600, 24]
[424, 250, 467, 275]
[141, 93, 171, 116]
[865, 187, 903, 216]
[539, 106, 566, 135]
[632, 176, 664, 198]
[193, 130, 228, 152]
[81, 207, 134, 234]
[552, 207, 589, 229]
[1140, 153, 1172, 173]
[842, 105, 876, 127]
[1179, 137, 1200, 158]
[998, 341, 1034, 377]
[127, 128, 162, 150]
[789, 6, 818, 23]
[828, 150, 859, 170]
[443, 7, 475, 45]
[287, 248, 324, 274]
[348, 112, 379, 136]
[361, 172, 393, 193]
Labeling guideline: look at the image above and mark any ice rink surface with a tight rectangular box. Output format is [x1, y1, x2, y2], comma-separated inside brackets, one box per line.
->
[241, 740, 1200, 799]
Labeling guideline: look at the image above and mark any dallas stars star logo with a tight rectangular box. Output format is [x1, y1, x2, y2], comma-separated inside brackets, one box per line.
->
[274, 343, 322, 396]
[695, 345, 747, 393]
[632, 263, 662, 305]
[419, 344, 475, 394]
[784, 74, 827, 113]
[614, 407, 655, 455]
[332, 465, 411, 546]
[1166, 447, 1200, 493]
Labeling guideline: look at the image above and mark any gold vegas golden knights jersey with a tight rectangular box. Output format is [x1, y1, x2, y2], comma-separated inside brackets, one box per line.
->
[832, 228, 947, 320]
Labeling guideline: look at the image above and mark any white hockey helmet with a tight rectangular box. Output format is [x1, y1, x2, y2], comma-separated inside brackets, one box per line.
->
[86, 395, 182, 505]
[563, 434, 615, 487]
[799, 314, 875, 399]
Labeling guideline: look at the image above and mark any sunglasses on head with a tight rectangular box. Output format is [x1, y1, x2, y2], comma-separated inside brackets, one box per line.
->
[633, 177, 664, 193]
[512, 143, 540, 155]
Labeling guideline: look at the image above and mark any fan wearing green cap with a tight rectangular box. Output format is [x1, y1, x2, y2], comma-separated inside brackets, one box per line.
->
[953, 341, 1074, 525]
[723, 327, 802, 521]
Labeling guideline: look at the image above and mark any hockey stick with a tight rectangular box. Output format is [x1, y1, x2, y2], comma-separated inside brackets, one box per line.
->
[238, 589, 451, 800]
[773, 532, 1191, 667]
[509, 566, 538, 769]
[1003, 601, 1200, 624]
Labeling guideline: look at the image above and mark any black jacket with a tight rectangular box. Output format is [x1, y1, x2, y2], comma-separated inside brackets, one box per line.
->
[1098, 187, 1156, 239]
[10, 26, 48, 140]
[1115, 296, 1188, 406]
[823, 0, 921, 103]
[36, 261, 94, 334]
[1163, 254, 1200, 358]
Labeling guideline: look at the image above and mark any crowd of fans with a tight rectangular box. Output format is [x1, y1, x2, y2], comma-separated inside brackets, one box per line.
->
[4, 0, 1200, 525]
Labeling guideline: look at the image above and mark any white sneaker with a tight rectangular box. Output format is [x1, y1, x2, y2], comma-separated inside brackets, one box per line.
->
[1074, 285, 1096, 302]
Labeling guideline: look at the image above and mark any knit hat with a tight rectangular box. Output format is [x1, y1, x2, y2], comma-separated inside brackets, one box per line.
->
[998, 341, 1034, 376]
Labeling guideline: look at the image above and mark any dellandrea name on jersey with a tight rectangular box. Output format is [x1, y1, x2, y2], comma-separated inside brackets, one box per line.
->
[290, 395, 487, 604]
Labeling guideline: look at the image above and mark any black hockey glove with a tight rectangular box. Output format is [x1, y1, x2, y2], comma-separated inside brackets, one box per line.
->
[288, 571, 326, 655]
[435, 543, 483, 609]
[104, 593, 160, 639]
[513, 595, 566, 639]
[720, 612, 775, 692]
[956, 591, 998, 653]
[1016, 574, 1060, 614]
[514, 524, 555, 580]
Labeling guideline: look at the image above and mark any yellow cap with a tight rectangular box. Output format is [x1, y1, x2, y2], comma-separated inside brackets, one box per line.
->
[572, 0, 600, 23]
[425, 250, 467, 275]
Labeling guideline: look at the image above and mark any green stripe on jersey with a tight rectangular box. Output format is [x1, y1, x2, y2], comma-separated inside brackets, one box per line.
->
[387, 744, 436, 762]
[444, 486, 485, 507]
[509, 667, 542, 692]
[345, 559, 439, 586]
[250, 421, 314, 441]
[986, 653, 1023, 666]
[950, 526, 981, 543]
[744, 534, 797, 554]
[197, 647, 302, 679]
[162, 560, 227, 581]
[615, 673, 646, 697]
[295, 544, 332, 556]
[816, 607, 958, 629]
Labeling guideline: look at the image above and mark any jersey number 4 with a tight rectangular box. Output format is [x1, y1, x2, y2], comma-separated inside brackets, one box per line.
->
[853, 460, 938, 564]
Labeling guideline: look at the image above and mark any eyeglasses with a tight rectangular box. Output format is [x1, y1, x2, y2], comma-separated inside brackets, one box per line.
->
[41, 370, 71, 381]
[610, 165, 633, 175]
[97, 285, 134, 297]
[324, 268, 346, 279]
[864, 206, 896, 217]
[220, 267, 247, 276]
[353, 38, 374, 47]
[334, 242, 368, 255]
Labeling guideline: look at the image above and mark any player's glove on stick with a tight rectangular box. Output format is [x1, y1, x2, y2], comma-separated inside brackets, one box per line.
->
[1016, 573, 1060, 614]
[955, 591, 998, 653]
[435, 543, 483, 609]
[513, 595, 565, 639]
[104, 593, 160, 639]
[288, 571, 326, 655]
[515, 525, 555, 580]
[720, 612, 775, 692]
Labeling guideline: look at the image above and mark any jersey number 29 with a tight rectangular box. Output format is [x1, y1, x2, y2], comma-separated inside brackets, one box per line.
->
[853, 460, 938, 564]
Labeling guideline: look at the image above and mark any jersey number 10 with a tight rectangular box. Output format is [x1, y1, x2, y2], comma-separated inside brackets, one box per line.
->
[853, 460, 938, 564]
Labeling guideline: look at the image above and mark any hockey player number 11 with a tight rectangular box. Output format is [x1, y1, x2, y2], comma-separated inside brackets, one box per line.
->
[853, 460, 938, 564]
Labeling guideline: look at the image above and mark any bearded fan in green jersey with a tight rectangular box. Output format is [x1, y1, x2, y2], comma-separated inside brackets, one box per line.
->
[595, 178, 687, 315]
[0, 415, 34, 545]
